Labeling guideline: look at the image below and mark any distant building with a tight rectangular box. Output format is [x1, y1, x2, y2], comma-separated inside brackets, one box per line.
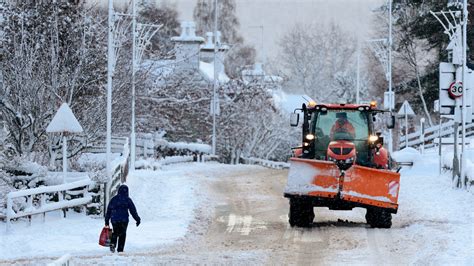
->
[145, 20, 281, 86]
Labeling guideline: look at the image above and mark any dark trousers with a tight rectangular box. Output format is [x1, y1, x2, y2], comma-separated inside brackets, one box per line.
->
[111, 221, 128, 252]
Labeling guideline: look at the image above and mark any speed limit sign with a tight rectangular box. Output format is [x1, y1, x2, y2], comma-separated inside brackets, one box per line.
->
[448, 81, 463, 98]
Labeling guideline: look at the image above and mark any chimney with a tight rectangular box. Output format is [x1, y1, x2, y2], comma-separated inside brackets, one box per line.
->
[171, 21, 204, 70]
[200, 31, 229, 74]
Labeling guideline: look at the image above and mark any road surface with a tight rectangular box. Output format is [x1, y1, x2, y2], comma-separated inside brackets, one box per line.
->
[71, 163, 470, 265]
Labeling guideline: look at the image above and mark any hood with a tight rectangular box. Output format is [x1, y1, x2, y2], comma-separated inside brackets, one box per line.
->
[118, 185, 129, 197]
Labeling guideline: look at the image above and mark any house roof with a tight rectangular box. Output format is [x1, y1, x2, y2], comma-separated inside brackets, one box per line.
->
[199, 61, 230, 83]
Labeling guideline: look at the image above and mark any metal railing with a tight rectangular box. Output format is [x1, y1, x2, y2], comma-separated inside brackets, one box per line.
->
[47, 254, 72, 266]
[399, 121, 474, 149]
[6, 179, 92, 231]
[105, 138, 130, 213]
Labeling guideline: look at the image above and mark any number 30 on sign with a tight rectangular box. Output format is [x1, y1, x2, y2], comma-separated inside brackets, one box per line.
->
[448, 81, 463, 99]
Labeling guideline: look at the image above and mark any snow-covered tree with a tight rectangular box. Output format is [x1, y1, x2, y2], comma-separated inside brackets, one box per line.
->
[138, 1, 180, 59]
[224, 44, 256, 79]
[278, 22, 364, 103]
[193, 0, 243, 44]
[138, 68, 213, 143]
[0, 2, 107, 164]
[217, 79, 292, 163]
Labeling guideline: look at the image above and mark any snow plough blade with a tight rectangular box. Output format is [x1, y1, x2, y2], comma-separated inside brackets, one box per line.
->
[285, 158, 340, 198]
[285, 158, 400, 210]
[341, 165, 400, 210]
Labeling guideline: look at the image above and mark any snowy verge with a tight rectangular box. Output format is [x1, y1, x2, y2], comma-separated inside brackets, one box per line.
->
[395, 148, 473, 263]
[391, 147, 421, 164]
[0, 164, 206, 261]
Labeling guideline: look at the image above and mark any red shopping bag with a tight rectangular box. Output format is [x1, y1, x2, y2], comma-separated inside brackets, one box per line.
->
[99, 226, 112, 247]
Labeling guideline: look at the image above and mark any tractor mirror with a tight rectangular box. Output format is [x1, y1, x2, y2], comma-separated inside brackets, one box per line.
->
[290, 113, 300, 127]
[386, 115, 395, 129]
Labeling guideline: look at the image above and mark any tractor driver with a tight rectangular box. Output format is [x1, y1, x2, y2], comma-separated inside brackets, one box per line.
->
[330, 112, 356, 140]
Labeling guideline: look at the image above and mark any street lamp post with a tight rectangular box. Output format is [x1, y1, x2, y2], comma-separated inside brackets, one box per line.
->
[460, 0, 468, 186]
[212, 0, 219, 155]
[105, 0, 114, 214]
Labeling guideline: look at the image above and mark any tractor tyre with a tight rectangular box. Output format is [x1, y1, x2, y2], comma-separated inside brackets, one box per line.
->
[366, 208, 392, 228]
[289, 198, 314, 227]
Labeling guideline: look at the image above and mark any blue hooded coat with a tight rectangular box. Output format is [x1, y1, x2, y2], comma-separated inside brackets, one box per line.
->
[105, 185, 140, 225]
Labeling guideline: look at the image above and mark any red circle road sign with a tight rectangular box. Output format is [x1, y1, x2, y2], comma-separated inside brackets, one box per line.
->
[448, 81, 463, 99]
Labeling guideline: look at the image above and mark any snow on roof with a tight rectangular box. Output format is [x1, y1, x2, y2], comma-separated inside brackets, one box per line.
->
[171, 21, 204, 42]
[242, 63, 283, 84]
[46, 103, 83, 133]
[199, 61, 230, 83]
[272, 90, 309, 113]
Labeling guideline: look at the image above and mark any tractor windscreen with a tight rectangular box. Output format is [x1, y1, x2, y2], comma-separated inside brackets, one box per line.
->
[311, 109, 370, 163]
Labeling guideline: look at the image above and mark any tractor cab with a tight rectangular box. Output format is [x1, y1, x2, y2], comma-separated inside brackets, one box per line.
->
[291, 101, 393, 170]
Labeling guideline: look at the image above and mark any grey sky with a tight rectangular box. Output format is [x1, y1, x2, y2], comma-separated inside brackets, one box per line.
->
[168, 0, 385, 62]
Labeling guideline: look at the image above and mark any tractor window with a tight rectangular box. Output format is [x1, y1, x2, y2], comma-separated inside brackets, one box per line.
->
[311, 109, 369, 163]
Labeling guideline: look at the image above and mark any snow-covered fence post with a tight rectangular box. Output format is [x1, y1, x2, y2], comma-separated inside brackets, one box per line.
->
[40, 193, 46, 223]
[27, 195, 33, 226]
[143, 138, 148, 158]
[6, 196, 12, 232]
[420, 118, 425, 154]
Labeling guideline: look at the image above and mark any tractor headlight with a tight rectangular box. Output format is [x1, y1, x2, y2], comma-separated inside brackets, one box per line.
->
[305, 134, 315, 140]
[369, 135, 378, 143]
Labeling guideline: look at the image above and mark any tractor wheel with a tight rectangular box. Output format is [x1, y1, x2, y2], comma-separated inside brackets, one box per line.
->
[289, 198, 314, 227]
[366, 208, 392, 228]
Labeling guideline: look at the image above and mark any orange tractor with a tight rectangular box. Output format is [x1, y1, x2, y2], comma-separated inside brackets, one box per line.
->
[284, 101, 400, 228]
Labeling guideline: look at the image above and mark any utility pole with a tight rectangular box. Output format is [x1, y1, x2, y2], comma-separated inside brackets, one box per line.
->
[388, 0, 394, 154]
[211, 0, 218, 155]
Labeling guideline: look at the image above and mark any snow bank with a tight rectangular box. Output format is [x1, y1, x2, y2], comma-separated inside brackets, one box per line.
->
[441, 146, 474, 182]
[392, 147, 421, 164]
[135, 156, 195, 170]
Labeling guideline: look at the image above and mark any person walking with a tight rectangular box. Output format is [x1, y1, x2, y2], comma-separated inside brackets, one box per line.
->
[105, 184, 141, 253]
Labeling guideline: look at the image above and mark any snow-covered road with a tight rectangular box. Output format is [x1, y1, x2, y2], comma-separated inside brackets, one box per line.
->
[1, 150, 473, 265]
